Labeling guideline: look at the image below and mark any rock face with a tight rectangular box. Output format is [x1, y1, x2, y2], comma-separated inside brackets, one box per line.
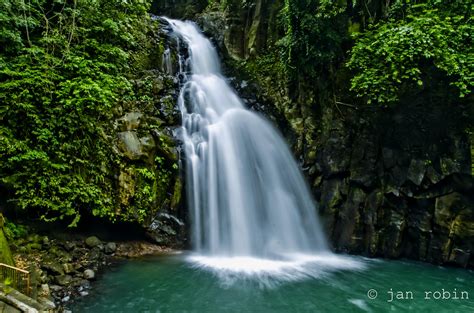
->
[112, 66, 184, 245]
[205, 0, 283, 60]
[309, 99, 474, 268]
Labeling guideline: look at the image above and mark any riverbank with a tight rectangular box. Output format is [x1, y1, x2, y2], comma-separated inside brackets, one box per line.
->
[11, 229, 174, 311]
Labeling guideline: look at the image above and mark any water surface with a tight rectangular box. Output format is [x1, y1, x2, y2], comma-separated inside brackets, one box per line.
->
[71, 254, 474, 313]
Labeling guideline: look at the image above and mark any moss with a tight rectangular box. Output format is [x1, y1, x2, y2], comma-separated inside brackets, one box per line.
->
[170, 178, 183, 210]
[0, 229, 14, 266]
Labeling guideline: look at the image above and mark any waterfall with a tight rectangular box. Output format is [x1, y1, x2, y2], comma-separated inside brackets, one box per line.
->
[163, 18, 360, 278]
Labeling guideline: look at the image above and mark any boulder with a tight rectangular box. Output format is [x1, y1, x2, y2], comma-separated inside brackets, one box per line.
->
[116, 112, 143, 131]
[42, 262, 65, 276]
[55, 275, 72, 286]
[117, 131, 143, 160]
[104, 242, 117, 254]
[85, 236, 101, 248]
[83, 269, 95, 280]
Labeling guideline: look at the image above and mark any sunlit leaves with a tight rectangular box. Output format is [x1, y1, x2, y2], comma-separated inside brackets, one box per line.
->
[348, 2, 473, 104]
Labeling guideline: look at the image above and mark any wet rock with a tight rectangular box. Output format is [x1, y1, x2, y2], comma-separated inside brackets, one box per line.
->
[49, 285, 63, 293]
[104, 242, 117, 254]
[448, 249, 470, 267]
[83, 269, 95, 280]
[116, 241, 170, 258]
[146, 213, 184, 245]
[85, 236, 101, 248]
[43, 262, 65, 276]
[55, 275, 73, 286]
[89, 247, 104, 264]
[80, 279, 91, 289]
[70, 277, 88, 287]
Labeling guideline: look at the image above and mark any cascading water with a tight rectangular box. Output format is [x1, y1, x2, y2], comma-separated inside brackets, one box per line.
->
[164, 18, 362, 279]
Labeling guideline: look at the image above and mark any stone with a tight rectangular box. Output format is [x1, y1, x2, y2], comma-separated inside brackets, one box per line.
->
[62, 241, 76, 252]
[81, 279, 91, 289]
[55, 275, 73, 286]
[85, 236, 101, 248]
[37, 297, 56, 310]
[62, 263, 74, 274]
[448, 248, 470, 267]
[116, 112, 143, 131]
[89, 247, 103, 262]
[104, 242, 117, 254]
[42, 262, 65, 276]
[425, 166, 443, 184]
[139, 134, 156, 158]
[39, 284, 50, 298]
[117, 131, 143, 160]
[83, 269, 95, 280]
[407, 159, 426, 186]
[49, 285, 63, 292]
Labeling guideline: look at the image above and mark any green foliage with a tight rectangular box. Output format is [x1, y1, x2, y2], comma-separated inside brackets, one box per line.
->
[3, 221, 28, 241]
[0, 0, 167, 225]
[134, 167, 157, 222]
[348, 1, 473, 104]
[278, 0, 348, 80]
